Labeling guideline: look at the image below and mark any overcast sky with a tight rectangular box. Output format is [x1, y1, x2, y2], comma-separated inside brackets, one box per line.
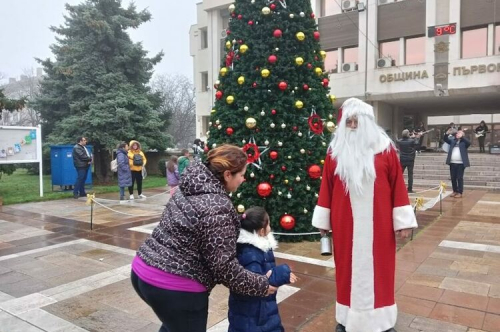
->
[0, 0, 198, 83]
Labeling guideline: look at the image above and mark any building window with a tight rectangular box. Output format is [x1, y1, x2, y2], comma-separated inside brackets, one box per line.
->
[343, 46, 358, 64]
[202, 116, 210, 135]
[201, 72, 208, 92]
[200, 28, 208, 49]
[495, 25, 500, 55]
[405, 36, 425, 65]
[324, 49, 338, 73]
[321, 0, 341, 17]
[462, 27, 487, 59]
[379, 40, 399, 65]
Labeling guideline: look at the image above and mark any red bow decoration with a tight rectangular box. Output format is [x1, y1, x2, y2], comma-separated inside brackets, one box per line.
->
[308, 114, 324, 134]
[226, 51, 235, 67]
[242, 143, 260, 163]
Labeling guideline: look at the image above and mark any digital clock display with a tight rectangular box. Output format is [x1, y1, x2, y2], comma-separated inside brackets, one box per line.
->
[428, 23, 457, 37]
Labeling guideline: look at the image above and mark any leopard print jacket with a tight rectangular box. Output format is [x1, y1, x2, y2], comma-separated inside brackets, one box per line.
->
[137, 162, 269, 296]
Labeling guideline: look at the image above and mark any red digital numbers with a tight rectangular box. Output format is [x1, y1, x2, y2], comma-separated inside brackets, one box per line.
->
[436, 27, 443, 36]
[433, 24, 456, 37]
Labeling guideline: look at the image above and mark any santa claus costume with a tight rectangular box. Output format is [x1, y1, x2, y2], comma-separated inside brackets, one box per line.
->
[312, 98, 417, 332]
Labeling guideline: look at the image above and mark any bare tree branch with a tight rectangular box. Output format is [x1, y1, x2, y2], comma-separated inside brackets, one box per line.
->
[151, 74, 196, 148]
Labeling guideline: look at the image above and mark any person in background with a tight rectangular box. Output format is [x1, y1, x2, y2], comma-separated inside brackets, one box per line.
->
[444, 129, 470, 198]
[192, 138, 205, 162]
[131, 145, 276, 332]
[166, 156, 180, 191]
[72, 137, 92, 199]
[116, 142, 132, 201]
[128, 140, 147, 200]
[396, 129, 421, 193]
[177, 149, 190, 175]
[475, 120, 489, 153]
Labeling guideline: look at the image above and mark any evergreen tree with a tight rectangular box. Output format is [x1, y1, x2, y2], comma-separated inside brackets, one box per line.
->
[208, 0, 337, 239]
[34, 0, 170, 182]
[0, 89, 25, 116]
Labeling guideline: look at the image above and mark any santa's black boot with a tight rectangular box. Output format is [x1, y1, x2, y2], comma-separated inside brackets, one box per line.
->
[335, 324, 346, 332]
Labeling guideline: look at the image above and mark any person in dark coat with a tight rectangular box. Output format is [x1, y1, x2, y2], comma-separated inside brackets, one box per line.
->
[72, 136, 92, 199]
[475, 120, 489, 153]
[228, 206, 298, 332]
[443, 129, 470, 198]
[131, 145, 276, 332]
[116, 142, 132, 200]
[396, 129, 421, 193]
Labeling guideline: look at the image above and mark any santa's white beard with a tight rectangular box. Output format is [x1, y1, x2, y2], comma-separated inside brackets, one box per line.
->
[332, 128, 376, 196]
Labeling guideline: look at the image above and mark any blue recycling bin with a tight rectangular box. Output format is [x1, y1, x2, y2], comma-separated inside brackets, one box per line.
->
[50, 145, 93, 191]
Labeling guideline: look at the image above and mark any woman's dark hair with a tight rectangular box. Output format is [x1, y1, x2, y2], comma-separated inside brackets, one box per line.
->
[117, 142, 127, 149]
[240, 206, 269, 232]
[166, 156, 178, 173]
[205, 144, 247, 184]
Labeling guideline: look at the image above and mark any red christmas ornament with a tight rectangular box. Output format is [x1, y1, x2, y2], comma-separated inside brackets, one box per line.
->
[273, 29, 282, 38]
[215, 91, 223, 100]
[269, 174, 275, 180]
[293, 126, 298, 131]
[236, 55, 240, 60]
[281, 165, 287, 172]
[322, 78, 329, 87]
[307, 63, 313, 69]
[238, 14, 242, 20]
[311, 13, 315, 18]
[256, 128, 260, 133]
[303, 84, 309, 91]
[315, 56, 319, 61]
[257, 182, 273, 197]
[270, 3, 276, 10]
[238, 39, 244, 44]
[268, 55, 277, 64]
[231, 13, 236, 17]
[280, 214, 296, 230]
[242, 143, 260, 163]
[226, 127, 234, 136]
[214, 82, 219, 89]
[313, 31, 320, 40]
[269, 151, 278, 160]
[252, 82, 258, 88]
[308, 165, 322, 179]
[308, 114, 324, 134]
[271, 109, 277, 115]
[226, 29, 231, 35]
[248, 20, 254, 26]
[226, 51, 235, 67]
[278, 81, 288, 91]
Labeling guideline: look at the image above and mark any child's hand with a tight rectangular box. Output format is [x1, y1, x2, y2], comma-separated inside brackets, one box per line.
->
[289, 272, 298, 284]
[266, 270, 272, 278]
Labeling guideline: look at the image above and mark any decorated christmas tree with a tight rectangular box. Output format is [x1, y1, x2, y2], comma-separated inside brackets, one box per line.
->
[207, 0, 336, 239]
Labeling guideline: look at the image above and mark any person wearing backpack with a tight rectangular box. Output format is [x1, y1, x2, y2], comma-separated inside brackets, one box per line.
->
[177, 149, 190, 175]
[128, 140, 147, 199]
[116, 142, 132, 200]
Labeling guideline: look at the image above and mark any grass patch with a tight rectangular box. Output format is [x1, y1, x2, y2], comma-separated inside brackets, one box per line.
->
[0, 169, 167, 205]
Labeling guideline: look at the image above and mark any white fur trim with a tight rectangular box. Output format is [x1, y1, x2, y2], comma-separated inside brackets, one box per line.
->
[393, 205, 418, 231]
[349, 178, 375, 311]
[336, 302, 397, 332]
[312, 205, 331, 230]
[341, 98, 374, 119]
[237, 229, 278, 252]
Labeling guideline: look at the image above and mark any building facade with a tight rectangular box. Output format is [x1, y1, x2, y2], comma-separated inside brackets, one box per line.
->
[190, 0, 500, 148]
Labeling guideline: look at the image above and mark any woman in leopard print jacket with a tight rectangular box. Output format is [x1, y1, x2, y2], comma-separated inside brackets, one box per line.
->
[131, 145, 275, 332]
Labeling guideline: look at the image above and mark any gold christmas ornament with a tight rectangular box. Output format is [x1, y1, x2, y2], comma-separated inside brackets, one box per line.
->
[225, 41, 231, 49]
[295, 57, 304, 66]
[284, 179, 289, 184]
[326, 121, 336, 132]
[240, 44, 249, 54]
[320, 50, 327, 59]
[262, 6, 271, 15]
[315, 67, 323, 76]
[321, 159, 325, 165]
[329, 94, 336, 102]
[228, 4, 236, 13]
[261, 69, 270, 78]
[237, 204, 245, 213]
[295, 100, 304, 109]
[245, 117, 257, 129]
[237, 76, 245, 85]
[211, 109, 216, 114]
[296, 32, 305, 41]
[220, 67, 228, 76]
[226, 95, 235, 104]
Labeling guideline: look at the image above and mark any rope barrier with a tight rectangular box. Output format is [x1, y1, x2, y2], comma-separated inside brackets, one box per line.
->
[91, 199, 164, 217]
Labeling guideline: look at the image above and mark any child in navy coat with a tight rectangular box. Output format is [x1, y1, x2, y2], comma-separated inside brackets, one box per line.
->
[228, 206, 298, 332]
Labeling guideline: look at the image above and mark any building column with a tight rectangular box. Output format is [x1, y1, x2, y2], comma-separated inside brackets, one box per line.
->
[399, 37, 405, 66]
[488, 24, 495, 56]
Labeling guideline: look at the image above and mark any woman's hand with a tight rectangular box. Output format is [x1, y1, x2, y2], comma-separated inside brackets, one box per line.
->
[396, 228, 412, 239]
[289, 272, 298, 284]
[266, 285, 278, 296]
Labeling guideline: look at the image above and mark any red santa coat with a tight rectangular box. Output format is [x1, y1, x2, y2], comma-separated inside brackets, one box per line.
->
[312, 146, 417, 332]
